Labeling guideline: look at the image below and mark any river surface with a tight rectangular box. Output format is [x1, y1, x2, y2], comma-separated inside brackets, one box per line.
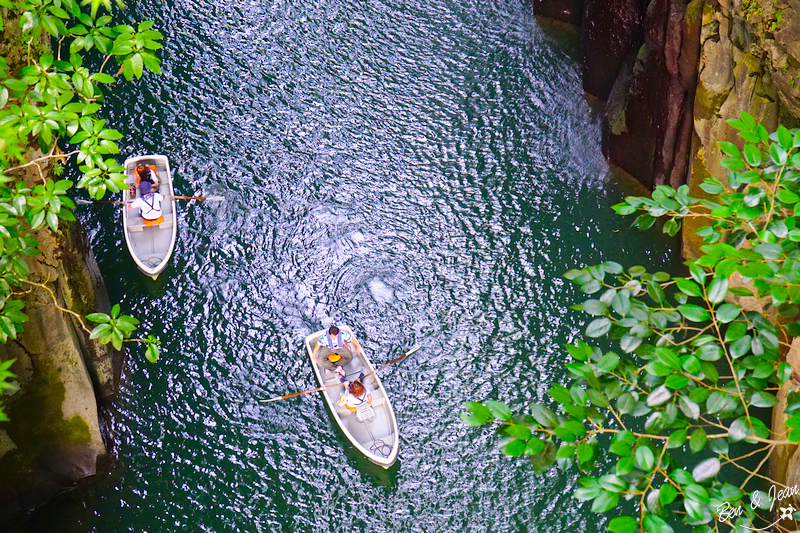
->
[32, 0, 681, 531]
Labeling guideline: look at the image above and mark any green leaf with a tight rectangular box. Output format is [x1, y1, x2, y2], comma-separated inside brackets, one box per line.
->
[685, 483, 710, 503]
[557, 444, 575, 459]
[750, 391, 778, 408]
[525, 437, 545, 456]
[707, 276, 729, 304]
[743, 143, 762, 166]
[130, 53, 144, 79]
[730, 335, 753, 358]
[660, 483, 678, 505]
[665, 374, 689, 389]
[677, 304, 711, 322]
[706, 391, 728, 414]
[615, 455, 634, 476]
[635, 446, 655, 471]
[586, 318, 612, 338]
[464, 402, 492, 423]
[581, 299, 608, 316]
[575, 482, 602, 501]
[530, 404, 559, 428]
[599, 474, 626, 493]
[675, 278, 702, 297]
[608, 516, 638, 533]
[591, 491, 620, 513]
[643, 514, 673, 533]
[85, 312, 110, 323]
[617, 393, 635, 414]
[549, 385, 572, 405]
[507, 436, 533, 459]
[89, 322, 111, 340]
[679, 396, 700, 419]
[459, 413, 484, 427]
[690, 428, 707, 453]
[503, 439, 526, 457]
[728, 417, 751, 442]
[656, 348, 681, 370]
[506, 423, 532, 441]
[597, 353, 620, 373]
[611, 292, 631, 317]
[778, 362, 793, 384]
[485, 400, 512, 422]
[716, 303, 741, 323]
[530, 440, 557, 474]
[576, 442, 593, 463]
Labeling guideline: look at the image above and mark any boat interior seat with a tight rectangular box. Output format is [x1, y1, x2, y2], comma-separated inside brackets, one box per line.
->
[336, 396, 385, 419]
[126, 214, 145, 232]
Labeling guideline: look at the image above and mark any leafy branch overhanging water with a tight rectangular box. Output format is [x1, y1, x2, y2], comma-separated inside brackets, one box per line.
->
[464, 112, 800, 533]
[0, 0, 166, 418]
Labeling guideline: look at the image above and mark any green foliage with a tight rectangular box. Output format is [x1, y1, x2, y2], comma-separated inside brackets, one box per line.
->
[463, 112, 800, 531]
[0, 357, 16, 421]
[0, 0, 165, 375]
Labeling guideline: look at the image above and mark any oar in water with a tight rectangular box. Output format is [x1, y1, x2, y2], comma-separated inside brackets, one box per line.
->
[260, 344, 421, 403]
[76, 195, 225, 206]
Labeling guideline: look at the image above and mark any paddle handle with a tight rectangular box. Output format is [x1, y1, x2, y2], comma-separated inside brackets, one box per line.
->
[260, 345, 422, 403]
[77, 195, 224, 205]
[368, 345, 421, 377]
[260, 382, 338, 403]
[174, 195, 225, 201]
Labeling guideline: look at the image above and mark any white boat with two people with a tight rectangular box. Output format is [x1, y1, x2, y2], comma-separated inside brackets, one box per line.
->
[122, 154, 177, 280]
[304, 325, 400, 468]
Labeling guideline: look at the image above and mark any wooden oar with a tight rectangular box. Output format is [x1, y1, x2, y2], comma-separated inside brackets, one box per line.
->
[174, 196, 225, 201]
[260, 344, 421, 403]
[76, 195, 224, 205]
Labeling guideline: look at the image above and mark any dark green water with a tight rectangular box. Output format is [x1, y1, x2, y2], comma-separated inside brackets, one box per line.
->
[34, 0, 683, 531]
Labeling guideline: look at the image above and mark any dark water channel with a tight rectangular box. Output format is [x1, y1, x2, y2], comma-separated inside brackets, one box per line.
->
[32, 0, 682, 531]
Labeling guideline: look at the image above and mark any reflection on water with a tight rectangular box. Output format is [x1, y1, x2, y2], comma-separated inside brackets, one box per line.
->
[29, 0, 682, 531]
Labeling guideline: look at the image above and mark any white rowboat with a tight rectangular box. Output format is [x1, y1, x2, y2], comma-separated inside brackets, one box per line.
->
[305, 326, 400, 468]
[122, 155, 177, 280]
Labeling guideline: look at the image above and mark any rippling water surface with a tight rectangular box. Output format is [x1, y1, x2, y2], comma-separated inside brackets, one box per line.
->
[38, 0, 682, 531]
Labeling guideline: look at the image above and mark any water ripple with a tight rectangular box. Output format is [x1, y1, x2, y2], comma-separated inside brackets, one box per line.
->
[55, 0, 684, 531]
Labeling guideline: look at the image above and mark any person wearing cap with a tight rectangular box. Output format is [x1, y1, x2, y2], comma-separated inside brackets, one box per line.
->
[129, 181, 166, 227]
[312, 325, 362, 373]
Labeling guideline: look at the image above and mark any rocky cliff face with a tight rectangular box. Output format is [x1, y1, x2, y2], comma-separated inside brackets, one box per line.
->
[0, 12, 123, 524]
[687, 0, 800, 257]
[0, 153, 123, 527]
[535, 0, 703, 189]
[535, 0, 800, 509]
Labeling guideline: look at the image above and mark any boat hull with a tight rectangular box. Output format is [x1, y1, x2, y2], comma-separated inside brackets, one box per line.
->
[122, 155, 178, 279]
[305, 326, 399, 468]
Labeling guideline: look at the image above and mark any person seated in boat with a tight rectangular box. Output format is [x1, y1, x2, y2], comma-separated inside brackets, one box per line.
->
[129, 164, 159, 196]
[129, 181, 165, 227]
[136, 164, 159, 187]
[312, 325, 362, 374]
[341, 379, 372, 413]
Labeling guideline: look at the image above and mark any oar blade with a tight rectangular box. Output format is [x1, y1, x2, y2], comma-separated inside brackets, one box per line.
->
[76, 199, 93, 205]
[405, 345, 421, 356]
[259, 396, 285, 403]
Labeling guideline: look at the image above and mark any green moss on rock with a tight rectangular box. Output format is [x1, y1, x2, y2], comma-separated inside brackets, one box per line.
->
[0, 365, 92, 481]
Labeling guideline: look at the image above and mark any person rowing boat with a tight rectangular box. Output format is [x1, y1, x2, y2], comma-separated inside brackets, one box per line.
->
[129, 181, 165, 227]
[311, 324, 362, 374]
